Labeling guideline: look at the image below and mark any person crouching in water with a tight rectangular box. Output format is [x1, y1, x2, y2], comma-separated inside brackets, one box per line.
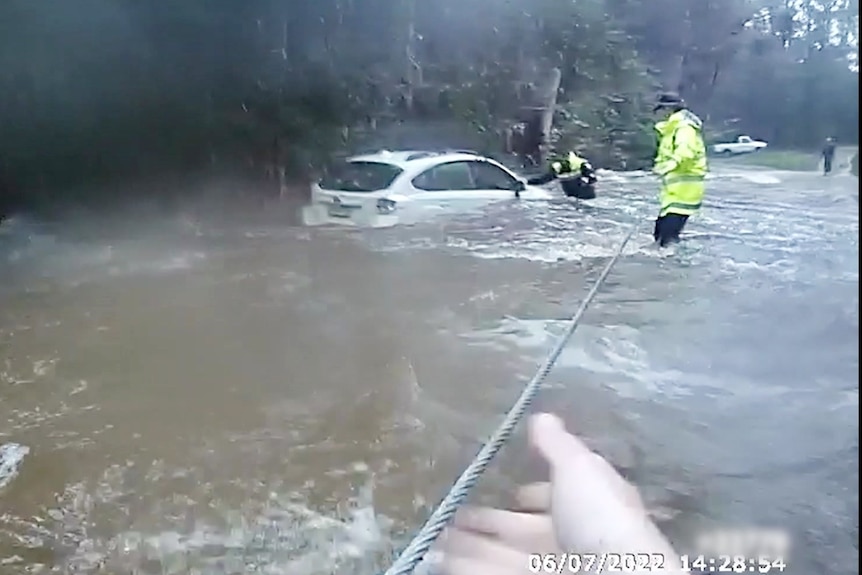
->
[652, 93, 708, 247]
[526, 150, 598, 200]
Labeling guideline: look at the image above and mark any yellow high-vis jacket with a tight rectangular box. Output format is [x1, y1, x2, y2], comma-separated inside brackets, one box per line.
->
[653, 109, 708, 217]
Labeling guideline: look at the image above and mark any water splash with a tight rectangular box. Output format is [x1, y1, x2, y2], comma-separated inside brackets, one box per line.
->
[4, 465, 393, 574]
[0, 443, 29, 491]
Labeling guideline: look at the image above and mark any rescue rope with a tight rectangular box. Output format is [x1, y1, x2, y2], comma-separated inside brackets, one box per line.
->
[382, 221, 641, 575]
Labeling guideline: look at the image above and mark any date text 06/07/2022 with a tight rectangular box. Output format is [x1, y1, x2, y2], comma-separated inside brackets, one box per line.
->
[526, 552, 788, 574]
[527, 552, 667, 573]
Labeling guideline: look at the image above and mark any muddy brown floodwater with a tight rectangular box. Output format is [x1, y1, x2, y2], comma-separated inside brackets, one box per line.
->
[1, 166, 858, 574]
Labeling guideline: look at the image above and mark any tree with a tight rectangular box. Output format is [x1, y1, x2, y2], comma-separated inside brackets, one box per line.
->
[0, 0, 857, 209]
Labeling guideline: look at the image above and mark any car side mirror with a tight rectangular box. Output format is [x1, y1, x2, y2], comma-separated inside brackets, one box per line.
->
[513, 179, 525, 198]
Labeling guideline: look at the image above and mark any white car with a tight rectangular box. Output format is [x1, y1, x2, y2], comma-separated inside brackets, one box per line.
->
[712, 135, 768, 155]
[300, 150, 554, 227]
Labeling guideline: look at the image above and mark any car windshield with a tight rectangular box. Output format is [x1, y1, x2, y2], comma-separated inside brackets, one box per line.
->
[318, 161, 403, 193]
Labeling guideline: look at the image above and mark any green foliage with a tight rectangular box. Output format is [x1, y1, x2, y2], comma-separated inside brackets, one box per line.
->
[710, 0, 859, 148]
[0, 0, 858, 208]
[555, 94, 656, 170]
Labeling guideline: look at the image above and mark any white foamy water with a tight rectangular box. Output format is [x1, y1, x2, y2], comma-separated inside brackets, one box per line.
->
[1, 165, 858, 575]
[40, 476, 391, 574]
[0, 444, 29, 491]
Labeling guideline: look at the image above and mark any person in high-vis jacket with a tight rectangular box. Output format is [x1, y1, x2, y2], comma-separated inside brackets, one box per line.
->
[651, 93, 708, 247]
[526, 150, 597, 200]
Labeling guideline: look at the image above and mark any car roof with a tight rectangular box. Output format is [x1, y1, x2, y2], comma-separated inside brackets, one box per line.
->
[345, 149, 489, 171]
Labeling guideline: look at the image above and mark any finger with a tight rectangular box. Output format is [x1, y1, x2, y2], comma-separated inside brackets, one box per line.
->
[528, 413, 594, 469]
[608, 463, 645, 509]
[514, 482, 551, 512]
[440, 527, 532, 570]
[453, 506, 521, 536]
[529, 414, 642, 507]
[440, 555, 527, 575]
[527, 413, 660, 554]
[453, 507, 554, 550]
[581, 451, 645, 510]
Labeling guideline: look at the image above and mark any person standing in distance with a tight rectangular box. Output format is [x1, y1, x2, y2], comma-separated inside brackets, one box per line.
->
[651, 93, 708, 247]
[821, 137, 836, 175]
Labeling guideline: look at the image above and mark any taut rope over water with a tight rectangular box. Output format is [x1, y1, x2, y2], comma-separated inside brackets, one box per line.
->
[383, 221, 641, 575]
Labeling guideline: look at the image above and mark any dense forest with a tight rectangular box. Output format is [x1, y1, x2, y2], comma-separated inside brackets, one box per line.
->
[0, 0, 858, 208]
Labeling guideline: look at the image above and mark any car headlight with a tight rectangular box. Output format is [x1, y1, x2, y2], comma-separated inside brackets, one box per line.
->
[376, 198, 397, 214]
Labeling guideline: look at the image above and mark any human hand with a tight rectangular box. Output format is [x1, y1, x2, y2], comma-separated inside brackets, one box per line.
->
[432, 481, 558, 575]
[435, 413, 682, 574]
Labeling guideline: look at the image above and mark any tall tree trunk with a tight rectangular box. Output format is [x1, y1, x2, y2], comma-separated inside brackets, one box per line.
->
[402, 0, 422, 114]
[521, 67, 561, 165]
[537, 67, 562, 163]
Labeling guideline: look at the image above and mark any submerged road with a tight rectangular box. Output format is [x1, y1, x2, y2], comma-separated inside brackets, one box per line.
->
[0, 165, 858, 574]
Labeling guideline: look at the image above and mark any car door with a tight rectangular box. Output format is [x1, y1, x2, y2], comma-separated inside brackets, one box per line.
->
[468, 159, 551, 199]
[466, 160, 525, 199]
[409, 159, 538, 209]
[409, 161, 478, 204]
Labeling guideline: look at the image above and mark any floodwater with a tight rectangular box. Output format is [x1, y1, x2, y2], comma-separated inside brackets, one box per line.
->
[1, 166, 858, 574]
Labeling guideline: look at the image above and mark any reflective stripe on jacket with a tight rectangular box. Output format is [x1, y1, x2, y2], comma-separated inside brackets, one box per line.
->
[654, 110, 707, 217]
[551, 151, 587, 177]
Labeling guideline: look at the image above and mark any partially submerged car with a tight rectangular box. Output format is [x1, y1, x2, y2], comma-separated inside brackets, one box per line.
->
[300, 150, 555, 227]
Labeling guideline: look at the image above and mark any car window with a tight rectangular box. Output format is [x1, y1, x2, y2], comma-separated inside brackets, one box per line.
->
[319, 161, 403, 192]
[412, 161, 475, 191]
[468, 161, 519, 190]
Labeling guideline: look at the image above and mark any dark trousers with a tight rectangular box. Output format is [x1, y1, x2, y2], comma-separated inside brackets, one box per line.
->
[653, 213, 689, 247]
[560, 177, 596, 200]
[823, 155, 834, 174]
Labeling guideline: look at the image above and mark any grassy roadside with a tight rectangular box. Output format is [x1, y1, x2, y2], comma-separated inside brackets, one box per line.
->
[711, 146, 859, 172]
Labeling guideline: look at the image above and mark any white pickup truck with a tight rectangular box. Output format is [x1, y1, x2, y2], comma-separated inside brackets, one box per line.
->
[712, 136, 768, 155]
